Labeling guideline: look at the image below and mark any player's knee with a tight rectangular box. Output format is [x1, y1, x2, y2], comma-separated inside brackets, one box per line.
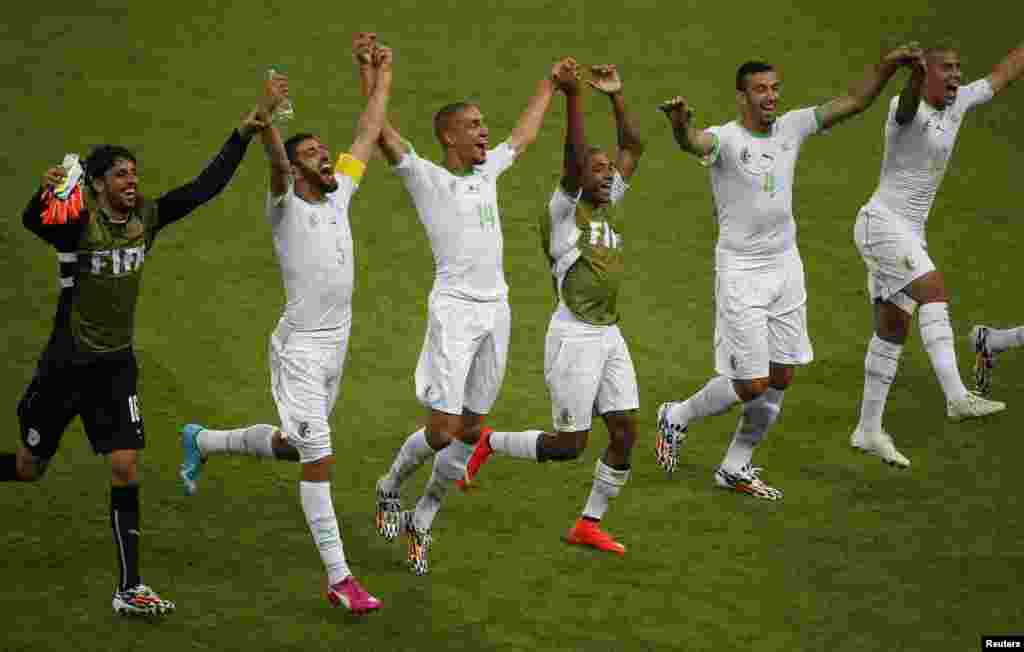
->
[543, 430, 589, 461]
[15, 449, 48, 482]
[734, 378, 769, 401]
[109, 451, 139, 485]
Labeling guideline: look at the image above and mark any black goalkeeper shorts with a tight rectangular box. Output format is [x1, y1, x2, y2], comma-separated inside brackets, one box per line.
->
[17, 345, 145, 459]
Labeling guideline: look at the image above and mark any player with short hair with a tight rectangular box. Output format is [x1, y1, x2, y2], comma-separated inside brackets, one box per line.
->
[656, 46, 923, 498]
[178, 43, 393, 613]
[457, 63, 646, 555]
[367, 33, 575, 574]
[849, 43, 1022, 467]
[971, 324, 1024, 395]
[4, 91, 270, 616]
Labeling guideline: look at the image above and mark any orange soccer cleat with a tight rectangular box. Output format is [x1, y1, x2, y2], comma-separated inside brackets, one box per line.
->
[564, 517, 625, 556]
[456, 426, 494, 491]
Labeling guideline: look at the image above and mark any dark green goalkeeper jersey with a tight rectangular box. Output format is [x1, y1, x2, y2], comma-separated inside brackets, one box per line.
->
[23, 129, 252, 355]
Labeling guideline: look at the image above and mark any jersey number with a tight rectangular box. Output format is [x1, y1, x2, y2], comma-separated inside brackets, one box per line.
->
[479, 203, 497, 230]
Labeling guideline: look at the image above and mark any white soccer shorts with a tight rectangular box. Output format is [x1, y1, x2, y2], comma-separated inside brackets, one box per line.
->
[714, 254, 814, 380]
[269, 319, 350, 463]
[414, 293, 510, 416]
[544, 306, 640, 432]
[854, 206, 935, 315]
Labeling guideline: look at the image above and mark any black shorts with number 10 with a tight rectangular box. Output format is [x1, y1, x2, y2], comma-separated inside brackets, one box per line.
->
[17, 333, 145, 459]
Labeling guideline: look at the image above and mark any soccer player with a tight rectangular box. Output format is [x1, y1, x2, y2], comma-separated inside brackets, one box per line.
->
[4, 93, 270, 616]
[458, 63, 645, 555]
[849, 43, 1022, 467]
[971, 324, 1024, 395]
[178, 43, 393, 613]
[369, 39, 576, 574]
[655, 46, 923, 498]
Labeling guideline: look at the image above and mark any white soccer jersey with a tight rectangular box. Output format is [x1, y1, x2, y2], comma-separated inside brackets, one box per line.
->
[866, 79, 994, 228]
[268, 156, 363, 331]
[394, 142, 517, 302]
[546, 171, 628, 285]
[703, 108, 821, 270]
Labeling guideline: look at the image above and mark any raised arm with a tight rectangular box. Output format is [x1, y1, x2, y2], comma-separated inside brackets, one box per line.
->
[816, 43, 924, 130]
[262, 74, 291, 196]
[987, 41, 1024, 96]
[353, 32, 409, 165]
[555, 59, 585, 194]
[588, 64, 645, 180]
[660, 96, 715, 158]
[154, 107, 268, 229]
[894, 58, 927, 125]
[507, 58, 574, 155]
[349, 45, 394, 164]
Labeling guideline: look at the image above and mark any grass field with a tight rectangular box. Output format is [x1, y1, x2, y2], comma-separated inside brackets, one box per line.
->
[2, 2, 1022, 651]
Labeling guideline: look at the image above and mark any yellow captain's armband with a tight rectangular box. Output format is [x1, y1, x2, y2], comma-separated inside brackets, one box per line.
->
[335, 153, 366, 183]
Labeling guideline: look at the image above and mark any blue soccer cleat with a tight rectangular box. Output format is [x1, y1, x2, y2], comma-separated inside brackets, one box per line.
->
[179, 424, 206, 496]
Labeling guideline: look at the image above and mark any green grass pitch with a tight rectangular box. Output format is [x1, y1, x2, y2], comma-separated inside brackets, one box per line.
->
[1, 2, 1021, 651]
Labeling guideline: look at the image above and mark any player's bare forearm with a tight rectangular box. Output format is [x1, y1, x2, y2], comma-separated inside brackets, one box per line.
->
[673, 124, 713, 157]
[358, 62, 376, 97]
[989, 42, 1024, 95]
[261, 124, 290, 196]
[377, 121, 408, 165]
[561, 89, 586, 194]
[610, 92, 644, 178]
[350, 67, 392, 164]
[894, 67, 925, 125]
[508, 78, 557, 155]
[819, 59, 902, 129]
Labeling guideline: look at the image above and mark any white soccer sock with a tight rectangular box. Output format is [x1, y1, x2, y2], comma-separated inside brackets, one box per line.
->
[919, 302, 968, 402]
[721, 388, 783, 473]
[197, 424, 276, 458]
[858, 335, 903, 433]
[380, 428, 434, 493]
[988, 326, 1024, 353]
[582, 459, 630, 521]
[299, 480, 351, 586]
[489, 430, 542, 460]
[412, 439, 473, 532]
[668, 375, 740, 425]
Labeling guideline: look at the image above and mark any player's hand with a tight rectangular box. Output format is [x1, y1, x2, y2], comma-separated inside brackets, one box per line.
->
[659, 96, 694, 128]
[373, 45, 393, 71]
[238, 106, 270, 138]
[550, 57, 577, 85]
[885, 42, 925, 69]
[262, 72, 289, 116]
[353, 32, 377, 65]
[553, 57, 580, 94]
[588, 64, 622, 95]
[42, 165, 66, 190]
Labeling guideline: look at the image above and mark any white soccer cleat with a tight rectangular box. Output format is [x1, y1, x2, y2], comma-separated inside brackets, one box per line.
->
[850, 427, 910, 469]
[375, 478, 402, 542]
[403, 511, 432, 576]
[947, 391, 1006, 423]
[713, 464, 783, 501]
[655, 402, 688, 478]
[970, 325, 995, 396]
[112, 584, 176, 616]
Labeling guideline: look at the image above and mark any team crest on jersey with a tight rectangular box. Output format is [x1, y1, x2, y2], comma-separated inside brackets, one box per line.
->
[298, 421, 310, 439]
[26, 428, 41, 447]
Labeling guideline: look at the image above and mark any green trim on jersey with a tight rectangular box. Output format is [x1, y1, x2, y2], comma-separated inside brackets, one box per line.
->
[70, 198, 161, 352]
